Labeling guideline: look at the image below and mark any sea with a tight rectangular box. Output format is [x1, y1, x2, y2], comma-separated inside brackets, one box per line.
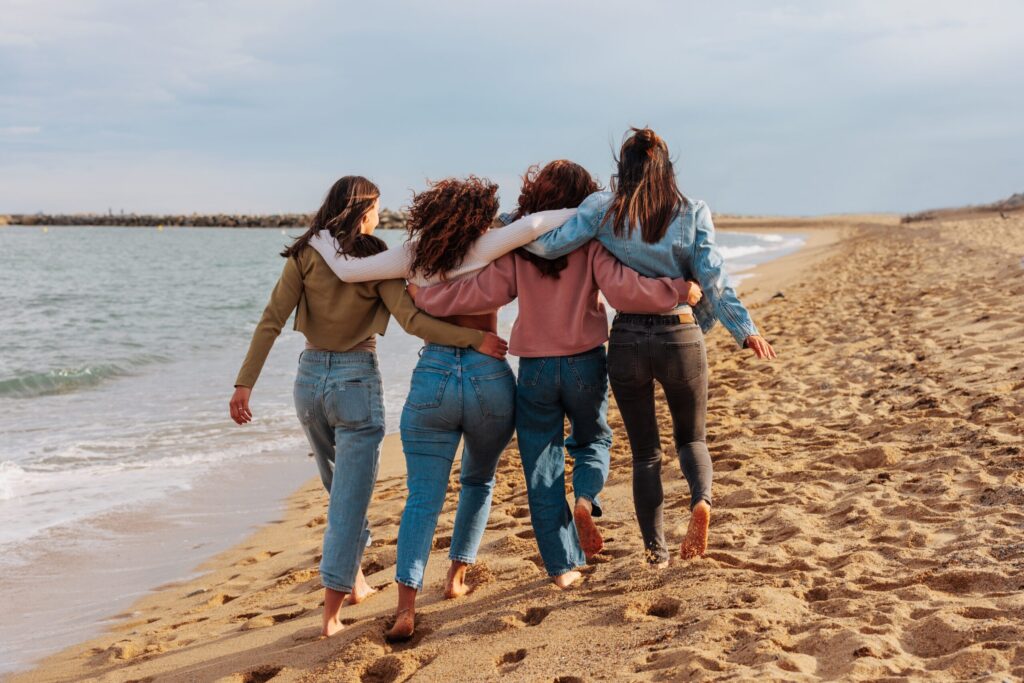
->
[0, 225, 803, 674]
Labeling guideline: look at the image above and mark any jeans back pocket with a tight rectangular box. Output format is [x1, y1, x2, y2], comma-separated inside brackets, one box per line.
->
[406, 367, 451, 410]
[607, 341, 640, 384]
[470, 369, 516, 419]
[566, 348, 607, 392]
[661, 340, 706, 382]
[325, 380, 373, 428]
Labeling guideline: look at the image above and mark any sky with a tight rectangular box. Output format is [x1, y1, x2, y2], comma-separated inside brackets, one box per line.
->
[1, 0, 1022, 216]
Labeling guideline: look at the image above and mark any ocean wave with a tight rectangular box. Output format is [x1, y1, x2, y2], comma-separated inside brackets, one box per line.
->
[0, 461, 28, 501]
[0, 353, 172, 399]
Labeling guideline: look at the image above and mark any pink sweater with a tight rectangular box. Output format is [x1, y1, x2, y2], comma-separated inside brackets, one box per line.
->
[414, 241, 688, 358]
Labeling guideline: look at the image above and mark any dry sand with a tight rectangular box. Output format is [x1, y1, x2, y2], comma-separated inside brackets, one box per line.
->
[13, 213, 1024, 682]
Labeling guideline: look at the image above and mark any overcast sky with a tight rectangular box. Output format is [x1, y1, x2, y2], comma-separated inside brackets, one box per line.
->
[2, 0, 1022, 215]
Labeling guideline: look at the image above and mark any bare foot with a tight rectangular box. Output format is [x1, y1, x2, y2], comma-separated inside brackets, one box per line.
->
[573, 498, 604, 559]
[552, 570, 582, 589]
[321, 587, 346, 637]
[341, 568, 377, 606]
[385, 608, 415, 642]
[444, 561, 470, 599]
[680, 500, 711, 560]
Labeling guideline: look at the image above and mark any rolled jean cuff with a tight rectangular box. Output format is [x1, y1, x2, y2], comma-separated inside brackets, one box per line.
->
[690, 493, 712, 510]
[449, 553, 476, 564]
[546, 564, 584, 578]
[576, 493, 603, 518]
[320, 576, 353, 594]
[396, 576, 421, 591]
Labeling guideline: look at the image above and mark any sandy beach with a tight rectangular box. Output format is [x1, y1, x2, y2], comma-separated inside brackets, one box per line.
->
[13, 212, 1024, 682]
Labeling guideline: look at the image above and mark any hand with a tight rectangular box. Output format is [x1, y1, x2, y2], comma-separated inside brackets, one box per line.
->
[477, 333, 509, 360]
[229, 386, 253, 424]
[406, 282, 420, 299]
[745, 335, 777, 360]
[684, 280, 703, 307]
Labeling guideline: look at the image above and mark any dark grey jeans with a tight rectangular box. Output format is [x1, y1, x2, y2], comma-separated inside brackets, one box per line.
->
[607, 316, 711, 564]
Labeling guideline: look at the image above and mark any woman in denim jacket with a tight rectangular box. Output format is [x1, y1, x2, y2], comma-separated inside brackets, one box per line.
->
[524, 129, 776, 567]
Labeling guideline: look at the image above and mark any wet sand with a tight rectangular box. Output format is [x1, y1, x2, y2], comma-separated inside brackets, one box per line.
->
[13, 212, 1024, 682]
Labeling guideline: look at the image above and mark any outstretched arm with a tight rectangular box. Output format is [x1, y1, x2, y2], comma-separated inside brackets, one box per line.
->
[691, 202, 773, 356]
[521, 192, 604, 259]
[413, 254, 518, 316]
[235, 256, 304, 389]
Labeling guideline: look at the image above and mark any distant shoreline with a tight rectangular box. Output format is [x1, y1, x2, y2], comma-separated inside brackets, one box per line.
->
[0, 210, 408, 229]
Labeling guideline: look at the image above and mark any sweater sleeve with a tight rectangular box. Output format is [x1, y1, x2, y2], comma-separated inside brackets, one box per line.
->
[235, 256, 304, 388]
[308, 236, 415, 282]
[413, 254, 518, 316]
[406, 208, 577, 285]
[590, 243, 681, 313]
[375, 279, 486, 349]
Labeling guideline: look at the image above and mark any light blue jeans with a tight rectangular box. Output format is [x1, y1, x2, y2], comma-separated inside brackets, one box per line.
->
[395, 344, 516, 590]
[516, 346, 612, 576]
[293, 350, 385, 594]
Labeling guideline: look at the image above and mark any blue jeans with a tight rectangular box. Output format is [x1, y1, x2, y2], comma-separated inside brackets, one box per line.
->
[395, 345, 516, 590]
[516, 345, 612, 576]
[293, 350, 385, 593]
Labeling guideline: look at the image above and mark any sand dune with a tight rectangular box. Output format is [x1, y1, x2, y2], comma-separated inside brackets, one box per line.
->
[14, 213, 1024, 682]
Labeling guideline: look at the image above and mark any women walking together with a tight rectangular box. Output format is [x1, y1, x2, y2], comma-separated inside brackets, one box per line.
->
[230, 126, 774, 641]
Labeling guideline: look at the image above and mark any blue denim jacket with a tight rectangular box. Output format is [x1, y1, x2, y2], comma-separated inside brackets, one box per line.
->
[522, 191, 758, 347]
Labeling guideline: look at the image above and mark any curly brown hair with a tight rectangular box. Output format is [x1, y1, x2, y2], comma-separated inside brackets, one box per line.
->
[406, 176, 500, 280]
[512, 160, 600, 278]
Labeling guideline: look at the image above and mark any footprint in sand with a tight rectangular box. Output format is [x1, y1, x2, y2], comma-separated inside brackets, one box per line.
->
[239, 608, 306, 631]
[495, 648, 527, 666]
[624, 597, 681, 622]
[215, 665, 284, 683]
[519, 606, 550, 626]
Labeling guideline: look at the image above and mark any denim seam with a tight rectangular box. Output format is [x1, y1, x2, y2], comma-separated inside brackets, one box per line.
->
[396, 576, 422, 590]
[449, 553, 477, 564]
[321, 577, 354, 593]
[546, 564, 584, 578]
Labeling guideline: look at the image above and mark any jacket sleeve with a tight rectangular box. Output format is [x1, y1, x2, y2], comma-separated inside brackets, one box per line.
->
[414, 254, 518, 316]
[690, 202, 759, 346]
[589, 243, 681, 313]
[521, 192, 603, 259]
[376, 279, 486, 349]
[308, 235, 415, 282]
[234, 256, 304, 388]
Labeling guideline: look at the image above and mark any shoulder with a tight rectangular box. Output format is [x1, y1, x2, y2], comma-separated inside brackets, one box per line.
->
[684, 197, 710, 216]
[581, 191, 614, 212]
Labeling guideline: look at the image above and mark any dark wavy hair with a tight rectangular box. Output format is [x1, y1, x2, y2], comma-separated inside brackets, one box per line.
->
[281, 175, 386, 259]
[602, 127, 687, 243]
[406, 176, 500, 280]
[512, 160, 601, 278]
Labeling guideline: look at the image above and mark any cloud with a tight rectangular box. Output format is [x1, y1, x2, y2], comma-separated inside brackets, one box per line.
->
[0, 126, 41, 136]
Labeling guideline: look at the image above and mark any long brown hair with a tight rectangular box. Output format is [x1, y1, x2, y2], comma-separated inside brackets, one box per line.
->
[281, 175, 386, 259]
[512, 160, 601, 278]
[602, 127, 687, 243]
[406, 176, 499, 280]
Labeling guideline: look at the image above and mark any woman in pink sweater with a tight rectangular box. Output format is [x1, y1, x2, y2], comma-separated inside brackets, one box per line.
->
[412, 161, 701, 589]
